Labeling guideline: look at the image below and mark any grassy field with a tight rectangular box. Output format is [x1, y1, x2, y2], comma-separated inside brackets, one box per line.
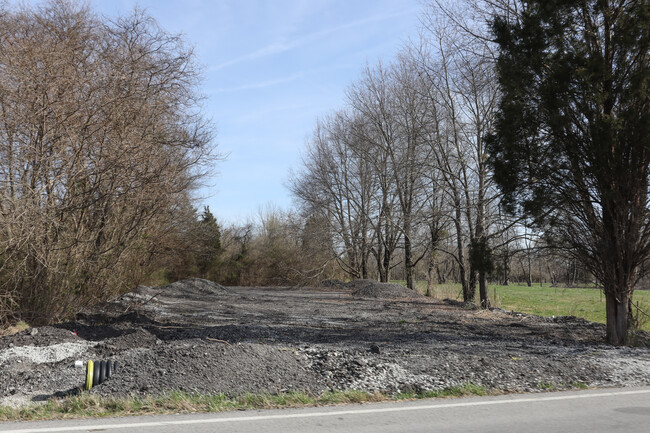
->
[402, 281, 650, 331]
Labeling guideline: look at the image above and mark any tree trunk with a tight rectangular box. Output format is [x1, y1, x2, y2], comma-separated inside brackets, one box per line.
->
[426, 259, 434, 297]
[547, 262, 557, 287]
[377, 206, 393, 283]
[468, 266, 477, 302]
[479, 270, 490, 308]
[436, 263, 446, 284]
[381, 247, 391, 283]
[457, 241, 470, 302]
[605, 290, 630, 346]
[376, 249, 386, 282]
[453, 205, 470, 302]
[374, 233, 388, 283]
[570, 260, 577, 287]
[404, 230, 414, 291]
[361, 246, 368, 280]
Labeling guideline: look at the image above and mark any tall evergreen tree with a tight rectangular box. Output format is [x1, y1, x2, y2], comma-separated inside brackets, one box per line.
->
[488, 0, 650, 344]
[197, 206, 221, 277]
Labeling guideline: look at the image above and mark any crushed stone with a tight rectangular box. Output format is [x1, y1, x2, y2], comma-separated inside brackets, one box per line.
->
[347, 279, 425, 299]
[1, 279, 649, 408]
[0, 341, 97, 365]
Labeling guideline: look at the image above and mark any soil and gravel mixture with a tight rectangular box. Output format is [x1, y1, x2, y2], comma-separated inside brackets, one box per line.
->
[1, 278, 650, 408]
[320, 278, 425, 299]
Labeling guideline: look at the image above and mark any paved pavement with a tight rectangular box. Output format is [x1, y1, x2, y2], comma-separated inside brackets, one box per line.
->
[1, 387, 649, 433]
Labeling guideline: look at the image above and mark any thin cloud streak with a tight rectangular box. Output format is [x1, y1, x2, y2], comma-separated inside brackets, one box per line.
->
[209, 72, 305, 93]
[209, 6, 420, 72]
[208, 62, 353, 95]
[210, 42, 291, 72]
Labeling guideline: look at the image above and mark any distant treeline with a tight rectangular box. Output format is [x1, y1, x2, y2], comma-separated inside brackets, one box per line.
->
[169, 205, 598, 292]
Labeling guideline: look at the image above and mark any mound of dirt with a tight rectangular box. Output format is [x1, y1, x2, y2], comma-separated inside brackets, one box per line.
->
[113, 278, 228, 305]
[318, 279, 425, 298]
[0, 327, 81, 350]
[2, 283, 650, 409]
[348, 279, 424, 299]
[89, 279, 231, 320]
[317, 279, 348, 289]
[90, 342, 323, 397]
[156, 278, 228, 297]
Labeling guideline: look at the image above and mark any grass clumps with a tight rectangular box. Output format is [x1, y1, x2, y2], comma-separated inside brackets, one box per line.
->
[536, 381, 556, 391]
[0, 381, 600, 422]
[569, 382, 589, 390]
[0, 321, 29, 337]
[0, 385, 490, 422]
[394, 382, 489, 400]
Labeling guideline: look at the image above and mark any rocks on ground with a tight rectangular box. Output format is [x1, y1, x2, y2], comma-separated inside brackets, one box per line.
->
[319, 278, 425, 299]
[1, 278, 650, 408]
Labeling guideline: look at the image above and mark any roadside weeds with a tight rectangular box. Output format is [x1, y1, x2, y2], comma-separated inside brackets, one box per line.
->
[0, 382, 597, 422]
[0, 384, 489, 422]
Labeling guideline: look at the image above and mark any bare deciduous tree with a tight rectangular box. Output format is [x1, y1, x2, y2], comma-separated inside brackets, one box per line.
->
[417, 1, 503, 306]
[290, 112, 380, 279]
[0, 1, 216, 325]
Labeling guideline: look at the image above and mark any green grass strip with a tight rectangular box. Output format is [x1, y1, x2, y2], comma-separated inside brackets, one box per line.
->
[396, 280, 650, 332]
[0, 384, 496, 422]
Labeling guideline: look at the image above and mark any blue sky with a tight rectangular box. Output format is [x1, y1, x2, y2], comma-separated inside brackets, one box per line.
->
[90, 0, 424, 224]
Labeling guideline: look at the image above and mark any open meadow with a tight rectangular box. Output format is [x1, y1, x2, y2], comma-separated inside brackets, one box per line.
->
[409, 282, 650, 332]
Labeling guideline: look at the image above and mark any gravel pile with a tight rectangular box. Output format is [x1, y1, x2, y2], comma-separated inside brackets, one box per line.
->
[317, 279, 348, 289]
[118, 278, 228, 303]
[1, 280, 649, 408]
[297, 345, 646, 394]
[348, 279, 424, 299]
[317, 278, 424, 299]
[0, 342, 97, 365]
[158, 278, 229, 296]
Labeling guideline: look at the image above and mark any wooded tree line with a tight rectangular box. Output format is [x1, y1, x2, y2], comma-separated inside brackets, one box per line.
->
[0, 0, 647, 346]
[0, 1, 217, 325]
[158, 0, 649, 345]
[289, 0, 511, 308]
[176, 205, 595, 291]
[288, 0, 650, 345]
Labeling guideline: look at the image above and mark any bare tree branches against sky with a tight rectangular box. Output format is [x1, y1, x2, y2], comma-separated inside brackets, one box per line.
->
[44, 0, 423, 223]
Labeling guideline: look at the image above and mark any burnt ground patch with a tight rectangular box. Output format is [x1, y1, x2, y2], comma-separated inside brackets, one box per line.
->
[1, 279, 650, 407]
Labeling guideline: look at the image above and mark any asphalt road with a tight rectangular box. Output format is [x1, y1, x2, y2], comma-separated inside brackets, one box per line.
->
[1, 387, 649, 433]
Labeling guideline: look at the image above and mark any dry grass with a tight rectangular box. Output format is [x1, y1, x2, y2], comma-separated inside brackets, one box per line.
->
[0, 385, 493, 422]
[0, 321, 29, 337]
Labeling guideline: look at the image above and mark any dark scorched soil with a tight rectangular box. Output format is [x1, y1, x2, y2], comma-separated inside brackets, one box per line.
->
[1, 278, 650, 407]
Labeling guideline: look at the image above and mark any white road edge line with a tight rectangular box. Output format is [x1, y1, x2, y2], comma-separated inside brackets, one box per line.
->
[4, 389, 650, 433]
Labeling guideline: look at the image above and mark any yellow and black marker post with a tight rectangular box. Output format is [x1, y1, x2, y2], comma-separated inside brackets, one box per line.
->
[85, 360, 94, 390]
[84, 359, 117, 390]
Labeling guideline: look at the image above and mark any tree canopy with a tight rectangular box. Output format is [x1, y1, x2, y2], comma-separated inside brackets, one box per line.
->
[488, 0, 650, 344]
[0, 1, 216, 324]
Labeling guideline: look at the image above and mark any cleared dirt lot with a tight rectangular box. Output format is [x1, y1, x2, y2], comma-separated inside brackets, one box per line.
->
[1, 279, 650, 407]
